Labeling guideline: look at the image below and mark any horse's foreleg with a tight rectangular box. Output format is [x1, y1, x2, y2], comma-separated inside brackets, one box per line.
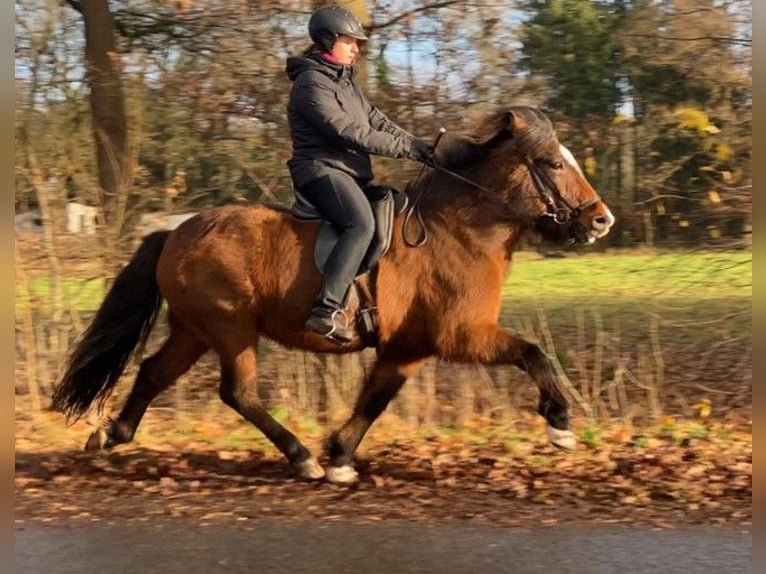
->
[84, 321, 208, 451]
[218, 346, 325, 480]
[325, 356, 426, 484]
[471, 326, 575, 450]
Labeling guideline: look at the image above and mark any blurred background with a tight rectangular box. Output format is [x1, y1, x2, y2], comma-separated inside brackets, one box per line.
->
[15, 1, 751, 443]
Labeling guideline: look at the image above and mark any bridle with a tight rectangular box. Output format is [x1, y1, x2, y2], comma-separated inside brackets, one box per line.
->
[525, 158, 601, 224]
[403, 144, 601, 247]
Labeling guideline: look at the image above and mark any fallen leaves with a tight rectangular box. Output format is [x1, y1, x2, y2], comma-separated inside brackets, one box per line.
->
[14, 413, 751, 529]
[14, 432, 751, 530]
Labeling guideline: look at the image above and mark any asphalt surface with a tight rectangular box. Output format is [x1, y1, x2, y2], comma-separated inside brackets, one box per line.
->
[15, 520, 751, 574]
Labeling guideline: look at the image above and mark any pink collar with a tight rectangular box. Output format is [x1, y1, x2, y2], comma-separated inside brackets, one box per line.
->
[321, 52, 343, 65]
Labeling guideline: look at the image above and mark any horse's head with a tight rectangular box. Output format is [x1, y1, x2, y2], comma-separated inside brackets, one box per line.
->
[504, 107, 614, 245]
[434, 106, 615, 245]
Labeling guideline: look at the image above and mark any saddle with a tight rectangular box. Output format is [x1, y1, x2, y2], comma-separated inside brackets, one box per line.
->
[291, 185, 409, 347]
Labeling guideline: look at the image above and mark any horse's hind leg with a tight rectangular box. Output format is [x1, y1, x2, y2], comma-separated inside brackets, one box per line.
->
[85, 318, 208, 450]
[217, 337, 325, 480]
[324, 355, 426, 484]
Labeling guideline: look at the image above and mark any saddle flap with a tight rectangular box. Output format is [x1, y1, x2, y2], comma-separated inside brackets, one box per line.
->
[291, 190, 323, 221]
[309, 187, 403, 275]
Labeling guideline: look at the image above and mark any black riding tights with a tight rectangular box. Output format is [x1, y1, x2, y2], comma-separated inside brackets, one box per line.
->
[300, 171, 384, 315]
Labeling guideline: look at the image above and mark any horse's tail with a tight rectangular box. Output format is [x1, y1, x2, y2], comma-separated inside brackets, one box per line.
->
[51, 230, 171, 421]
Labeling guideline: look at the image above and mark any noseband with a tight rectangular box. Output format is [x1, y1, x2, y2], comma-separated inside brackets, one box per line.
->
[526, 159, 600, 224]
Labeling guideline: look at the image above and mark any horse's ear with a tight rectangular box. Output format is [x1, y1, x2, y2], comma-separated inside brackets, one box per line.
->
[505, 109, 529, 136]
[487, 109, 516, 142]
[503, 110, 515, 135]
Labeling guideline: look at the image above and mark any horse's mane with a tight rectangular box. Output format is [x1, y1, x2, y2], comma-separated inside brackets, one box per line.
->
[434, 106, 557, 171]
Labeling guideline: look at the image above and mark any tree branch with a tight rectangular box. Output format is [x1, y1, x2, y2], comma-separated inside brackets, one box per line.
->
[369, 0, 464, 33]
[620, 32, 750, 47]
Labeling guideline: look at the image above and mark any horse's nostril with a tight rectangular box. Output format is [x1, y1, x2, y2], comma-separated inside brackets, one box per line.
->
[593, 211, 615, 230]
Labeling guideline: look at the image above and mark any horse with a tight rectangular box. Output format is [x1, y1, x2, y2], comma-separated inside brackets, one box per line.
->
[51, 105, 615, 484]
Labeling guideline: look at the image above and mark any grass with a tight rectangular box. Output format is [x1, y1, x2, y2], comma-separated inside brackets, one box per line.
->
[500, 250, 751, 348]
[17, 395, 750, 458]
[17, 249, 752, 314]
[504, 250, 751, 301]
[16, 248, 752, 437]
[18, 276, 105, 313]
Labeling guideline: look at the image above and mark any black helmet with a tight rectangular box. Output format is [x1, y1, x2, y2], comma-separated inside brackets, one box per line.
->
[309, 5, 368, 53]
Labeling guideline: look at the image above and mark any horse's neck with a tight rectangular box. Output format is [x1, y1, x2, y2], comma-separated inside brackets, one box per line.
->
[413, 159, 511, 206]
[400, 192, 522, 264]
[415, 170, 508, 225]
[398, 159, 528, 260]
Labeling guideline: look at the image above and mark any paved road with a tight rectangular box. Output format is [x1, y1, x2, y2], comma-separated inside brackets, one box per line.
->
[16, 520, 751, 574]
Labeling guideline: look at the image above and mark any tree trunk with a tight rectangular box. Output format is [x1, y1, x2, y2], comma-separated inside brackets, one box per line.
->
[80, 0, 128, 235]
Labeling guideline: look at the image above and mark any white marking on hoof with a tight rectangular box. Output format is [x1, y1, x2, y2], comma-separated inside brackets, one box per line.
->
[547, 425, 577, 451]
[325, 465, 359, 484]
[295, 457, 325, 480]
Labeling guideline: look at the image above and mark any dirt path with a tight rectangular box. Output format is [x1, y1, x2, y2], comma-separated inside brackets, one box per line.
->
[15, 432, 751, 529]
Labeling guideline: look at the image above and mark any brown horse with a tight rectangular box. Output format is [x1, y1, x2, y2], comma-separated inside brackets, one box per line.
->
[52, 106, 614, 484]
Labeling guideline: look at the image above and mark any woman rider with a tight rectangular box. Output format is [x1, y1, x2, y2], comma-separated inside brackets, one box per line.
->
[286, 4, 434, 343]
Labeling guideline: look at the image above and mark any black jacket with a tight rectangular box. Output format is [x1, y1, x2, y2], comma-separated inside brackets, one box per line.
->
[285, 52, 414, 188]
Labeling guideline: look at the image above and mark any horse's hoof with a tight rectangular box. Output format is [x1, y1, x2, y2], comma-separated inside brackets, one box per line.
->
[325, 465, 359, 484]
[84, 427, 111, 451]
[547, 425, 577, 451]
[294, 456, 325, 480]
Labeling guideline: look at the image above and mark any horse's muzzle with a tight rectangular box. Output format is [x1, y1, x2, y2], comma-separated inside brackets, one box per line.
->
[583, 206, 615, 243]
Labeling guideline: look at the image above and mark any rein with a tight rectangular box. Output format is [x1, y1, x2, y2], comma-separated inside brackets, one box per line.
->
[402, 140, 600, 247]
[402, 129, 445, 247]
[403, 162, 498, 247]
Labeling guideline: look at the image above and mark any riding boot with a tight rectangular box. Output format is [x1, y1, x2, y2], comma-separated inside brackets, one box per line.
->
[297, 173, 375, 344]
[305, 303, 355, 343]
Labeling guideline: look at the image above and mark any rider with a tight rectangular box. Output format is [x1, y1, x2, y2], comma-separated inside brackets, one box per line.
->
[286, 4, 434, 343]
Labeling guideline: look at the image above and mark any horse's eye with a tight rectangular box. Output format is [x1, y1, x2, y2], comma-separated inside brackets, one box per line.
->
[549, 160, 563, 170]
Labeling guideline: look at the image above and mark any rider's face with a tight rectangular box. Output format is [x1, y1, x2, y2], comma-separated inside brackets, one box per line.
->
[331, 35, 360, 65]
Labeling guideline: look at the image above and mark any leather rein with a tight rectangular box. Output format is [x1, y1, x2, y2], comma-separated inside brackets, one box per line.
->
[403, 154, 601, 247]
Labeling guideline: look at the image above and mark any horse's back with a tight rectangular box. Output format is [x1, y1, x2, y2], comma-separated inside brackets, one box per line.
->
[155, 203, 320, 336]
[168, 203, 288, 243]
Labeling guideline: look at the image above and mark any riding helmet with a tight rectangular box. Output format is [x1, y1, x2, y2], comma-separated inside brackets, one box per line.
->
[309, 5, 368, 52]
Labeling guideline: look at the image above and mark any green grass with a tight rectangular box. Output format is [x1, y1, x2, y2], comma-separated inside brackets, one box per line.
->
[499, 250, 751, 350]
[505, 250, 751, 301]
[16, 250, 752, 314]
[18, 276, 106, 312]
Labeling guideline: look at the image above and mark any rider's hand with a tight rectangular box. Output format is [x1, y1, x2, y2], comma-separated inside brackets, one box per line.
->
[407, 138, 436, 165]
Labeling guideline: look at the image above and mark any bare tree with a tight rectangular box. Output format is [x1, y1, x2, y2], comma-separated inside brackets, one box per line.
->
[66, 1, 130, 240]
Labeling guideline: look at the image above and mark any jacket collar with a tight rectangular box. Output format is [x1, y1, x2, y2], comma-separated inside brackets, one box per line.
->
[307, 51, 354, 81]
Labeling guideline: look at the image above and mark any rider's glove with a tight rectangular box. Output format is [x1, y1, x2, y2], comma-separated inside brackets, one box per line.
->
[407, 138, 436, 166]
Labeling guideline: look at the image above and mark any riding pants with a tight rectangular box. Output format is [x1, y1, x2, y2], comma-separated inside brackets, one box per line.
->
[299, 171, 384, 314]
